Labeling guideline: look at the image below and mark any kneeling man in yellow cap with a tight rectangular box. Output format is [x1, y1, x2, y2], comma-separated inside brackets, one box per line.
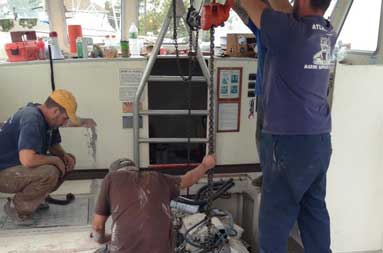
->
[0, 89, 93, 225]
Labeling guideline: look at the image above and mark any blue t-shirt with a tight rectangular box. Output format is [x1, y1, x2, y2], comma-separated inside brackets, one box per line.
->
[247, 19, 267, 96]
[260, 9, 336, 134]
[0, 104, 61, 170]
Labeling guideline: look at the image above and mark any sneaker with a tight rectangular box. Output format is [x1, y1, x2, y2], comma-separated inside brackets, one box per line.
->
[3, 198, 34, 226]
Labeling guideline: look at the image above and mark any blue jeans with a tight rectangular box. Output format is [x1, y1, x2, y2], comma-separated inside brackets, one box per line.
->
[259, 134, 332, 253]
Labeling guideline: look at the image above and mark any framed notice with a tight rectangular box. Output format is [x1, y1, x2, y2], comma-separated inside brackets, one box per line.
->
[119, 68, 143, 102]
[217, 68, 242, 100]
[217, 102, 240, 132]
[217, 67, 242, 132]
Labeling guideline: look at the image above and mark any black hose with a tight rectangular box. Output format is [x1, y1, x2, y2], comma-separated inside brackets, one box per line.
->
[175, 179, 234, 210]
[46, 193, 75, 205]
[210, 180, 235, 201]
[48, 45, 55, 92]
[195, 179, 234, 201]
[175, 196, 207, 206]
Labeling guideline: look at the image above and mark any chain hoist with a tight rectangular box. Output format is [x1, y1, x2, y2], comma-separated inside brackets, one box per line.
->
[206, 27, 215, 236]
[172, 0, 199, 82]
[171, 0, 233, 249]
[199, 0, 233, 219]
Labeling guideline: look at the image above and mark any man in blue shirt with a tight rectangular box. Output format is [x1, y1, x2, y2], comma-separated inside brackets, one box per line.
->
[0, 89, 80, 224]
[237, 0, 335, 251]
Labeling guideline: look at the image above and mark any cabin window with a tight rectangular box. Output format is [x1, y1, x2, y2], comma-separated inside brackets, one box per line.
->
[0, 0, 122, 61]
[0, 0, 48, 60]
[337, 0, 382, 52]
[64, 1, 121, 44]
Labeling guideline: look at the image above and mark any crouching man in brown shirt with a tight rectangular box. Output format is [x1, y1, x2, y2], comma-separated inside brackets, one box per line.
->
[92, 154, 216, 253]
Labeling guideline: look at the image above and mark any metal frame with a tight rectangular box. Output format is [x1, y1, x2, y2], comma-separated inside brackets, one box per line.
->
[374, 1, 383, 63]
[330, 0, 354, 38]
[139, 110, 208, 115]
[149, 75, 206, 82]
[133, 0, 212, 167]
[139, 138, 208, 143]
[332, 0, 383, 64]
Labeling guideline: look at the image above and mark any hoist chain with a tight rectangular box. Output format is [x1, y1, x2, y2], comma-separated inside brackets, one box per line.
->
[172, 0, 199, 82]
[172, 0, 200, 177]
[172, 0, 216, 237]
[206, 27, 215, 234]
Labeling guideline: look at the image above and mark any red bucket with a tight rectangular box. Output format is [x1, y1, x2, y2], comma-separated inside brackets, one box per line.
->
[68, 25, 83, 54]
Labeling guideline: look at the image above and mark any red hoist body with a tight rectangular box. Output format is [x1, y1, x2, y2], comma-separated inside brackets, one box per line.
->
[200, 0, 234, 30]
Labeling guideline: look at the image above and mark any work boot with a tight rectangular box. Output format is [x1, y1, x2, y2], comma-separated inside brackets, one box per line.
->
[252, 175, 263, 188]
[3, 198, 34, 226]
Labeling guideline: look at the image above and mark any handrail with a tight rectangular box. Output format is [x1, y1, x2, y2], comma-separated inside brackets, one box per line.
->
[133, 1, 212, 168]
[133, 8, 172, 165]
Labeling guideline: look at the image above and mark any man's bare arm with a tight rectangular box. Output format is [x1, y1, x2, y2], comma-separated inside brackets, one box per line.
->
[49, 144, 76, 172]
[268, 0, 292, 13]
[233, 0, 291, 26]
[19, 149, 65, 173]
[64, 118, 97, 128]
[180, 155, 216, 189]
[240, 0, 268, 28]
[92, 214, 111, 244]
[49, 144, 66, 158]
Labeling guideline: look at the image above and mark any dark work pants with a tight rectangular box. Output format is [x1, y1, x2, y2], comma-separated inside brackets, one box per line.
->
[255, 96, 264, 160]
[259, 133, 332, 253]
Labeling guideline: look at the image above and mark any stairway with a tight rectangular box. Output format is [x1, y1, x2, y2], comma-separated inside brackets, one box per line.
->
[146, 56, 209, 165]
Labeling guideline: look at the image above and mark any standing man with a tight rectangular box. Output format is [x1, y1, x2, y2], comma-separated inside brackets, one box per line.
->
[237, 0, 335, 251]
[92, 155, 216, 252]
[0, 89, 86, 225]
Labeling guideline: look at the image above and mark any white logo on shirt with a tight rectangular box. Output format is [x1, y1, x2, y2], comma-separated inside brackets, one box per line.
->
[313, 37, 332, 65]
[312, 24, 327, 32]
[304, 37, 333, 70]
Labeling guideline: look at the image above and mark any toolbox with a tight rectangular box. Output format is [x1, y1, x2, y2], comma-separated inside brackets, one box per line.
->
[5, 41, 39, 62]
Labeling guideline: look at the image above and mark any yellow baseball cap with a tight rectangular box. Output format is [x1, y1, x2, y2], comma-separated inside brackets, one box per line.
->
[50, 89, 79, 125]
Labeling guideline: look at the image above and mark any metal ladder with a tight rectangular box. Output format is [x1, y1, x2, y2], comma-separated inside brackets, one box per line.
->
[132, 0, 214, 167]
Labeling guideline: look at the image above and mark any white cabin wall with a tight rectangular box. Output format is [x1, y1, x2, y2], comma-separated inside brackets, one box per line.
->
[0, 59, 149, 169]
[329, 63, 383, 252]
[214, 58, 259, 165]
[0, 58, 259, 169]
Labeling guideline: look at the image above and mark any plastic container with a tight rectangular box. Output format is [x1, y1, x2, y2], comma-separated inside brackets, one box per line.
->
[104, 35, 111, 47]
[129, 23, 140, 56]
[68, 25, 83, 54]
[170, 200, 199, 214]
[104, 35, 117, 58]
[5, 41, 38, 62]
[82, 37, 89, 58]
[37, 37, 45, 60]
[120, 40, 129, 57]
[110, 35, 120, 54]
[76, 37, 83, 58]
[49, 31, 64, 60]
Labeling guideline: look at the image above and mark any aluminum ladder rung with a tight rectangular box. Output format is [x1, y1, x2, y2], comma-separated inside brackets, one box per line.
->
[139, 138, 208, 143]
[149, 75, 206, 82]
[139, 110, 208, 116]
